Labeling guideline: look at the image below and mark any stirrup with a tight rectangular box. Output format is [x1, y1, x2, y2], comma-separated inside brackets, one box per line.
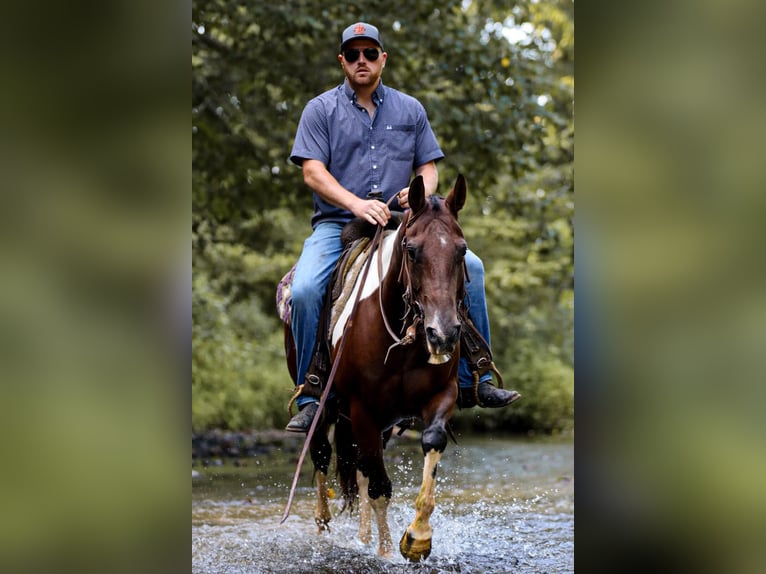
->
[474, 358, 504, 388]
[287, 373, 325, 417]
[470, 360, 505, 408]
[287, 384, 305, 418]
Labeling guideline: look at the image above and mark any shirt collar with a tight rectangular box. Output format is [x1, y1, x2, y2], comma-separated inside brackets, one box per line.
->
[342, 79, 386, 105]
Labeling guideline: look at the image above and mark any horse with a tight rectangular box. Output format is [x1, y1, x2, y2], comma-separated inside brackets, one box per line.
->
[284, 174, 468, 561]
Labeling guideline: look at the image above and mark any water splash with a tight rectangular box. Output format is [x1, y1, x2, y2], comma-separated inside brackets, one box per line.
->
[193, 436, 573, 574]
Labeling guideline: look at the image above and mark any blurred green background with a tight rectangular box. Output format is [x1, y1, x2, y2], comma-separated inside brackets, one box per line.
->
[576, 1, 766, 573]
[2, 0, 765, 572]
[191, 0, 575, 435]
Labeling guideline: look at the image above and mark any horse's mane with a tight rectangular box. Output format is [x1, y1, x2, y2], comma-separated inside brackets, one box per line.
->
[340, 212, 405, 247]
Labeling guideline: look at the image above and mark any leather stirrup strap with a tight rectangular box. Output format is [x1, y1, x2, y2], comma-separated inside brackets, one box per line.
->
[459, 306, 504, 390]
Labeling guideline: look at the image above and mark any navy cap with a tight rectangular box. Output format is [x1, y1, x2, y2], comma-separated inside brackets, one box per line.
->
[340, 22, 383, 51]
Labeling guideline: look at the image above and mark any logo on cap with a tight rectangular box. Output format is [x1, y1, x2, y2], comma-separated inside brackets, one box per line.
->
[354, 23, 366, 35]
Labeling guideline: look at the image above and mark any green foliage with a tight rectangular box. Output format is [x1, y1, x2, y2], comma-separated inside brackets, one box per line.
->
[192, 267, 290, 431]
[192, 0, 573, 433]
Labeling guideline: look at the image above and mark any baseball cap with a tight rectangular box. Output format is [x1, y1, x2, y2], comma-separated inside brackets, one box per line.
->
[340, 22, 384, 51]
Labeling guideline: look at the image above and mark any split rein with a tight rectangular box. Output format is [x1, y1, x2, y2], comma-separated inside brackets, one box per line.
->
[281, 193, 404, 524]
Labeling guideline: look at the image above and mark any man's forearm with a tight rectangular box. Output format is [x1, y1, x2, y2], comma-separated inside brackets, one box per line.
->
[415, 162, 439, 196]
[302, 159, 360, 212]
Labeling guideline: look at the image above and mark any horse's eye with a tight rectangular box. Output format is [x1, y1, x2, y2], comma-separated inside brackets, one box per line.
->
[458, 244, 467, 258]
[406, 245, 417, 261]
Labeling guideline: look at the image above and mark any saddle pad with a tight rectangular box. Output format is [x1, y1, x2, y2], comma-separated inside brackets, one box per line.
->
[328, 240, 374, 339]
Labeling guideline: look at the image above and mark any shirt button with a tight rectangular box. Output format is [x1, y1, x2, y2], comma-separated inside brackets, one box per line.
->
[371, 145, 375, 149]
[373, 185, 378, 188]
[373, 165, 377, 169]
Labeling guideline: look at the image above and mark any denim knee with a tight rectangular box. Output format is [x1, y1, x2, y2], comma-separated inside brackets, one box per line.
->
[290, 274, 323, 313]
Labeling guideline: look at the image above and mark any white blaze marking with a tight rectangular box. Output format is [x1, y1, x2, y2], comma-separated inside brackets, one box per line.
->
[331, 231, 397, 347]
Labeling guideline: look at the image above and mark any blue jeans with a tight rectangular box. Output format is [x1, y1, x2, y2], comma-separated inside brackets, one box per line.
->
[290, 222, 492, 407]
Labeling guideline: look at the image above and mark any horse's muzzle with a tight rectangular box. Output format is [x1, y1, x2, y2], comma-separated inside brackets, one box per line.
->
[425, 323, 461, 356]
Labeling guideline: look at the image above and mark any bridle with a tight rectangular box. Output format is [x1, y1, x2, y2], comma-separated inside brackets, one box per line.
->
[380, 199, 469, 363]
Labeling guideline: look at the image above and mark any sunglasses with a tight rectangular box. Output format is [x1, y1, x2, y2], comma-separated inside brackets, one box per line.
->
[343, 48, 381, 63]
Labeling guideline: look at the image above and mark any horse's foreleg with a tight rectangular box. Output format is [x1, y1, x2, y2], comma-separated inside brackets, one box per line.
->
[400, 423, 447, 561]
[370, 493, 392, 557]
[357, 469, 392, 556]
[352, 403, 393, 557]
[357, 470, 372, 543]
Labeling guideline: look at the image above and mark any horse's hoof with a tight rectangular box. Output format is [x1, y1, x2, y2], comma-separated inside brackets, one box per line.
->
[399, 529, 432, 562]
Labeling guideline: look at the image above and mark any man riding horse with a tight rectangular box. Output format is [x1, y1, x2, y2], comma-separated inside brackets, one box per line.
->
[285, 22, 520, 433]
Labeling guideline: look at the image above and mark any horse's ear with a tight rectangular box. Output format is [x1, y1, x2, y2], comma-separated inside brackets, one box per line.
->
[409, 175, 426, 214]
[446, 174, 467, 217]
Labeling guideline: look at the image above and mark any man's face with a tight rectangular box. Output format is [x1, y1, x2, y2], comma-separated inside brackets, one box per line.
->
[339, 40, 387, 88]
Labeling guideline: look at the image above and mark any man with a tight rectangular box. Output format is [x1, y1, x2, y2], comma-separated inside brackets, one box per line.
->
[286, 22, 520, 432]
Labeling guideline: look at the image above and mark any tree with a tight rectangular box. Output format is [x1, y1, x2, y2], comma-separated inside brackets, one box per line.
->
[192, 0, 573, 432]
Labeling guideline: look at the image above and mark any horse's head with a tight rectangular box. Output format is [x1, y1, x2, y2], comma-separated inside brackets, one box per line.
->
[402, 174, 468, 364]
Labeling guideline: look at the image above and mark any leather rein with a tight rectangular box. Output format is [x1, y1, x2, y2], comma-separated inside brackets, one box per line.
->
[379, 207, 423, 363]
[281, 194, 400, 524]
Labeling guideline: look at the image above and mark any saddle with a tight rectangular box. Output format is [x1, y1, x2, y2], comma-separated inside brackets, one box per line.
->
[301, 214, 404, 401]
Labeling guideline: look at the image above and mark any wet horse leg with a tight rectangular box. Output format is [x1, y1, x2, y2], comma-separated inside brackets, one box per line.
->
[369, 493, 393, 558]
[310, 427, 333, 532]
[352, 402, 393, 557]
[357, 470, 372, 543]
[314, 469, 332, 532]
[400, 418, 448, 561]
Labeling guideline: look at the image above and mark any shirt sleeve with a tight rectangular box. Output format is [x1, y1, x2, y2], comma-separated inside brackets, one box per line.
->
[290, 98, 331, 167]
[413, 103, 445, 168]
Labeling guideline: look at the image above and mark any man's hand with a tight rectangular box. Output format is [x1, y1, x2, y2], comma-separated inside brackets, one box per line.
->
[352, 197, 390, 226]
[397, 186, 411, 210]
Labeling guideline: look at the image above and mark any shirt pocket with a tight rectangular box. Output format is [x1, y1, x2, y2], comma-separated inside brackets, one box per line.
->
[384, 124, 416, 163]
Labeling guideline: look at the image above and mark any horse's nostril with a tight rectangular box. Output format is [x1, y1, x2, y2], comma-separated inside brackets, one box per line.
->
[426, 326, 439, 344]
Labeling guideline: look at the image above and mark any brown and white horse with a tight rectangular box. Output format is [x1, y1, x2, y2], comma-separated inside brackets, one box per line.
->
[286, 174, 468, 561]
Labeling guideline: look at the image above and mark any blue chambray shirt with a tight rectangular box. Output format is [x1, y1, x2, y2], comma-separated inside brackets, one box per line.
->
[290, 80, 445, 229]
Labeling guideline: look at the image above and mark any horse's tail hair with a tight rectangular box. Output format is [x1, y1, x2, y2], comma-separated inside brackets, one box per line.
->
[334, 414, 358, 514]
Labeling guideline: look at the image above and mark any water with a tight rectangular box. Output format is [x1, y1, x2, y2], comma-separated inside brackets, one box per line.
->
[192, 433, 573, 573]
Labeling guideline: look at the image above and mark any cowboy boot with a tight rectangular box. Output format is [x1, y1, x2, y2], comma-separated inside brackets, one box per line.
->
[285, 401, 319, 433]
[285, 367, 324, 433]
[457, 381, 521, 409]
